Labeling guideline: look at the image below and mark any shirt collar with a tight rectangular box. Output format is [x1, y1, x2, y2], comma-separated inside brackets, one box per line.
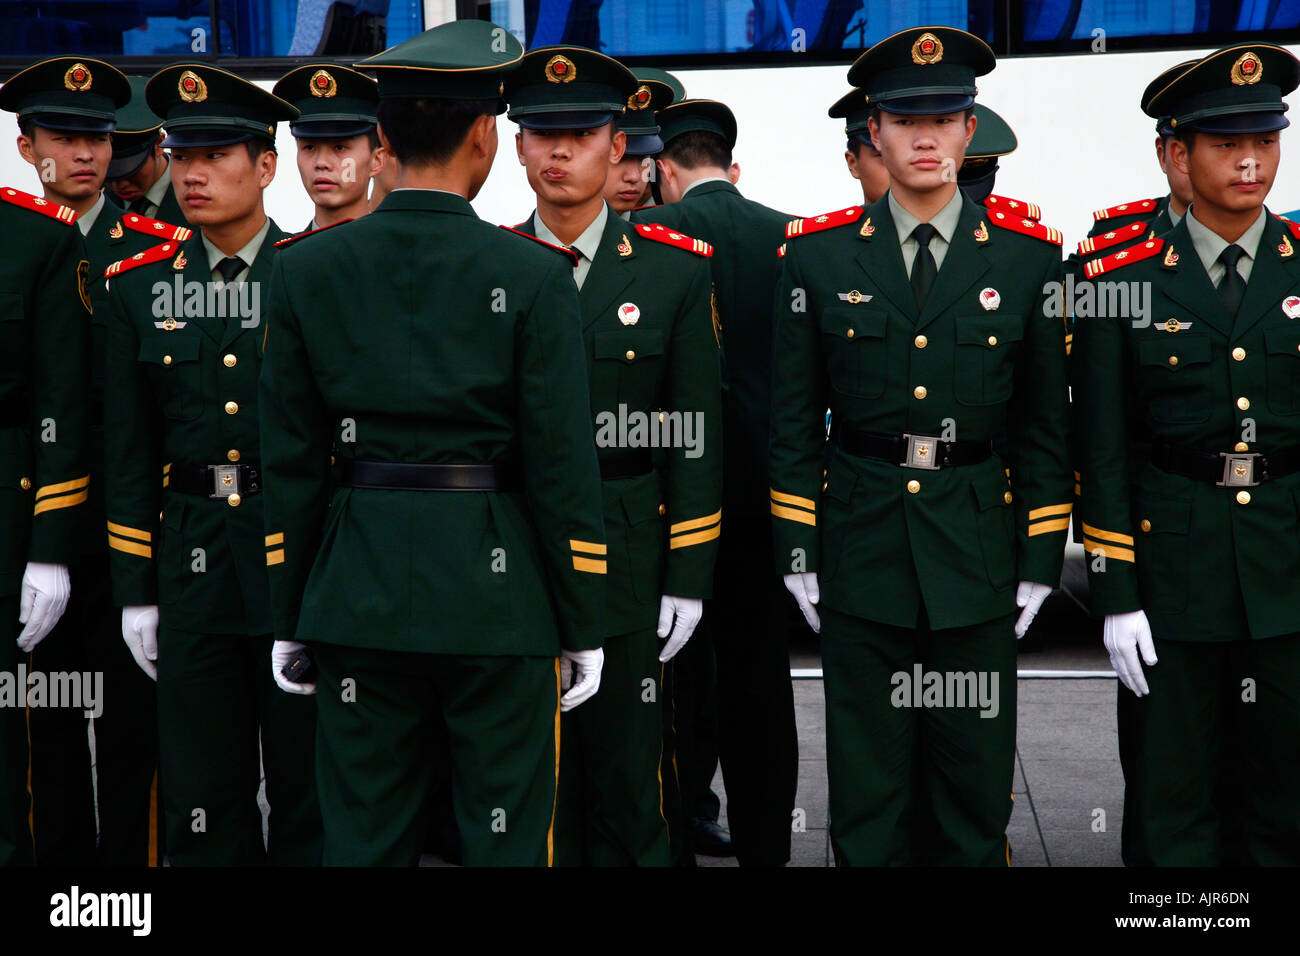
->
[681, 176, 731, 199]
[1184, 205, 1266, 273]
[203, 217, 272, 277]
[77, 192, 107, 237]
[889, 187, 964, 246]
[534, 202, 609, 264]
[143, 160, 171, 209]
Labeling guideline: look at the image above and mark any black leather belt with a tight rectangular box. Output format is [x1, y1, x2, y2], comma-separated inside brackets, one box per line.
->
[1150, 442, 1300, 488]
[598, 448, 653, 481]
[340, 459, 521, 491]
[829, 424, 992, 470]
[168, 462, 262, 498]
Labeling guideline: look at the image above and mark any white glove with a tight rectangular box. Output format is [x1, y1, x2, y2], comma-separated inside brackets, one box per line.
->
[17, 562, 71, 652]
[559, 647, 604, 712]
[272, 639, 317, 695]
[1014, 581, 1052, 639]
[121, 605, 159, 680]
[783, 572, 821, 633]
[657, 595, 703, 662]
[1103, 610, 1157, 697]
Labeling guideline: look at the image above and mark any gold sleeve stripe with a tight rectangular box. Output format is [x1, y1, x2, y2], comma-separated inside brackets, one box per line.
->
[1083, 539, 1135, 563]
[670, 510, 722, 535]
[162, 476, 169, 488]
[1028, 518, 1070, 536]
[108, 534, 152, 559]
[107, 521, 152, 542]
[33, 489, 88, 515]
[771, 502, 816, 526]
[569, 539, 607, 556]
[34, 475, 90, 499]
[572, 556, 607, 574]
[265, 532, 284, 546]
[266, 549, 285, 566]
[1028, 503, 1073, 520]
[670, 522, 721, 550]
[162, 463, 171, 473]
[1081, 523, 1134, 546]
[770, 488, 816, 511]
[1074, 484, 1082, 495]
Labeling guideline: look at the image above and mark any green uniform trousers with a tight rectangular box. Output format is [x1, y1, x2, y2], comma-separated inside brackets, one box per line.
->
[156, 625, 320, 865]
[821, 607, 1017, 866]
[314, 644, 560, 867]
[1118, 633, 1300, 866]
[554, 627, 669, 867]
[0, 595, 32, 865]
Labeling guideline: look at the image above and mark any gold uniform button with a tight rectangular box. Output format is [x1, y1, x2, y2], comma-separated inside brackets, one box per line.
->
[1237, 397, 1250, 410]
[987, 335, 998, 346]
[1168, 355, 1178, 366]
[223, 353, 237, 367]
[1234, 441, 1249, 452]
[1232, 347, 1246, 361]
[822, 481, 828, 492]
[225, 401, 238, 415]
[1140, 519, 1152, 532]
[914, 335, 928, 348]
[227, 493, 241, 508]
[163, 355, 173, 365]
[19, 477, 31, 490]
[846, 328, 855, 339]
[907, 479, 921, 494]
[226, 449, 240, 462]
[658, 503, 666, 516]
[1236, 490, 1251, 505]
[626, 350, 636, 361]
[1003, 491, 1013, 504]
[913, 386, 927, 399]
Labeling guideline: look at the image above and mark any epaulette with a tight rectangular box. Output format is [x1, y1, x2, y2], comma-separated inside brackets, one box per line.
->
[986, 209, 1062, 245]
[785, 206, 862, 239]
[0, 187, 77, 225]
[1083, 238, 1164, 279]
[1092, 198, 1158, 222]
[498, 225, 579, 267]
[984, 194, 1040, 221]
[1076, 220, 1149, 256]
[274, 218, 353, 248]
[120, 212, 192, 242]
[1277, 214, 1300, 240]
[634, 223, 713, 256]
[104, 240, 184, 279]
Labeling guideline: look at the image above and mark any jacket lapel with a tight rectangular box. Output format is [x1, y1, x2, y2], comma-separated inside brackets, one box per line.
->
[853, 197, 915, 319]
[1231, 214, 1299, 340]
[915, 199, 992, 331]
[175, 234, 224, 346]
[220, 219, 286, 349]
[1153, 219, 1233, 339]
[579, 214, 636, 331]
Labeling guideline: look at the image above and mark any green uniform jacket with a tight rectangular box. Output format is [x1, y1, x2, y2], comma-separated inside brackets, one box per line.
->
[0, 190, 92, 596]
[1065, 196, 1170, 284]
[518, 207, 723, 636]
[1078, 212, 1300, 642]
[102, 220, 287, 634]
[769, 194, 1072, 630]
[260, 191, 607, 655]
[634, 180, 790, 520]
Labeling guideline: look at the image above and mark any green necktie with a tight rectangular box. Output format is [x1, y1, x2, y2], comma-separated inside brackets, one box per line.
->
[1217, 243, 1246, 317]
[911, 222, 938, 308]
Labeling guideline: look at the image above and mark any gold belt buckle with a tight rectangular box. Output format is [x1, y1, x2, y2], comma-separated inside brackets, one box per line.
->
[1217, 452, 1258, 487]
[209, 464, 240, 498]
[903, 434, 941, 470]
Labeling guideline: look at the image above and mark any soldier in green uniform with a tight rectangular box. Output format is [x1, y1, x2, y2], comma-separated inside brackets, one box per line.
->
[1078, 42, 1300, 866]
[101, 64, 320, 865]
[259, 20, 609, 866]
[506, 46, 723, 867]
[603, 75, 672, 217]
[636, 98, 797, 866]
[769, 26, 1072, 866]
[4, 56, 174, 866]
[107, 77, 186, 226]
[832, 88, 891, 205]
[272, 64, 381, 233]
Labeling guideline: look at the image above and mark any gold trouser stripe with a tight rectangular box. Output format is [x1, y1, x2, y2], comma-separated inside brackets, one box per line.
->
[771, 502, 816, 526]
[548, 659, 560, 868]
[572, 556, 607, 574]
[1028, 518, 1070, 536]
[266, 549, 285, 566]
[669, 522, 721, 550]
[108, 534, 152, 559]
[34, 475, 89, 500]
[1084, 538, 1135, 563]
[569, 539, 606, 556]
[107, 521, 152, 542]
[670, 509, 722, 535]
[770, 488, 815, 511]
[1081, 522, 1134, 546]
[148, 770, 159, 867]
[1028, 503, 1073, 520]
[265, 532, 284, 546]
[33, 489, 88, 515]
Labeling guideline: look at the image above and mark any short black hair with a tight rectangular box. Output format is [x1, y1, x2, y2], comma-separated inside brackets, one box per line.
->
[1174, 127, 1198, 151]
[17, 117, 33, 138]
[366, 127, 381, 151]
[376, 97, 497, 166]
[847, 133, 879, 155]
[244, 138, 275, 162]
[659, 129, 732, 170]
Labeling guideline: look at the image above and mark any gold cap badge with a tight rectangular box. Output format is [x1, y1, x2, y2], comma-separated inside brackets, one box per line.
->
[310, 69, 337, 98]
[627, 85, 652, 110]
[178, 70, 208, 103]
[546, 55, 576, 84]
[63, 62, 93, 92]
[1231, 52, 1263, 85]
[911, 32, 943, 65]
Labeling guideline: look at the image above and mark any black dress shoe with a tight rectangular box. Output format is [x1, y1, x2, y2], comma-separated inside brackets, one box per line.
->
[689, 817, 736, 857]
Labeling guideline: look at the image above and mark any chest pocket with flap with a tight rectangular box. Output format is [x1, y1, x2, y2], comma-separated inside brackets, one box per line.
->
[954, 314, 1024, 407]
[820, 306, 887, 399]
[1136, 335, 1212, 425]
[139, 333, 203, 422]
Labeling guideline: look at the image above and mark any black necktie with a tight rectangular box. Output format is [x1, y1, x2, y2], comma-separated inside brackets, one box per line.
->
[127, 197, 150, 215]
[215, 256, 245, 284]
[911, 223, 938, 308]
[1217, 244, 1246, 317]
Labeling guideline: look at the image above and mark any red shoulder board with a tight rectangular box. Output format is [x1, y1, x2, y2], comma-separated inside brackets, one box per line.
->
[785, 206, 862, 239]
[984, 194, 1040, 221]
[1092, 198, 1158, 222]
[632, 203, 660, 212]
[0, 187, 77, 225]
[1076, 220, 1149, 256]
[121, 212, 192, 242]
[986, 210, 1062, 245]
[634, 223, 713, 256]
[274, 218, 354, 249]
[104, 240, 184, 279]
[498, 225, 579, 267]
[1083, 238, 1164, 279]
[1279, 215, 1300, 240]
